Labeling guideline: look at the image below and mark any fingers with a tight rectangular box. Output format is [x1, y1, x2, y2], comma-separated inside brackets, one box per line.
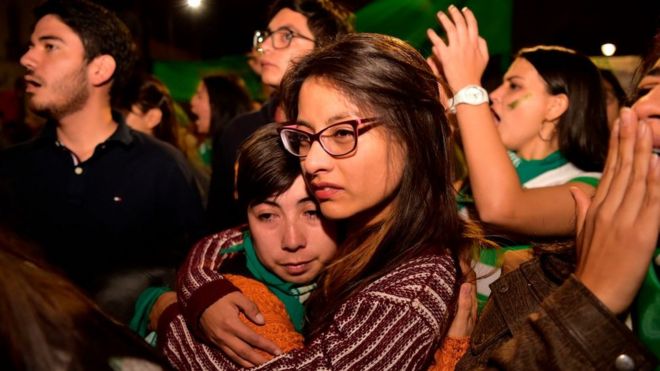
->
[599, 108, 639, 217]
[592, 120, 620, 206]
[426, 56, 440, 78]
[617, 120, 654, 218]
[233, 294, 265, 325]
[478, 37, 489, 63]
[220, 343, 257, 368]
[462, 7, 479, 44]
[447, 5, 467, 43]
[218, 321, 275, 365]
[447, 283, 476, 337]
[436, 10, 457, 46]
[570, 186, 591, 240]
[427, 28, 447, 60]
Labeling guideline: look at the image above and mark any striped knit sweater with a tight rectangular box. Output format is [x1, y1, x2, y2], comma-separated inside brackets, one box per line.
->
[164, 227, 459, 370]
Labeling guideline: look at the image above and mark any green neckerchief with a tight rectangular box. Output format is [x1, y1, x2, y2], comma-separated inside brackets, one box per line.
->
[508, 150, 568, 185]
[632, 248, 660, 361]
[223, 231, 313, 332]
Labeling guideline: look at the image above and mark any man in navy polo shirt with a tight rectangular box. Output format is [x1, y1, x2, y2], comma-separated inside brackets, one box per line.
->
[0, 0, 204, 323]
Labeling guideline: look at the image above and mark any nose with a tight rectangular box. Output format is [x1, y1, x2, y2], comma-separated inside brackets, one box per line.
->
[489, 84, 504, 103]
[281, 218, 305, 252]
[632, 85, 660, 122]
[301, 140, 332, 177]
[260, 34, 274, 54]
[20, 47, 36, 70]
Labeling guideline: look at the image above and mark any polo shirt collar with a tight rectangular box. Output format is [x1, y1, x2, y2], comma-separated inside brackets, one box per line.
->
[39, 110, 134, 147]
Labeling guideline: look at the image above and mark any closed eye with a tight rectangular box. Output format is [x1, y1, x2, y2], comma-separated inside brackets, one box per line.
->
[257, 213, 275, 222]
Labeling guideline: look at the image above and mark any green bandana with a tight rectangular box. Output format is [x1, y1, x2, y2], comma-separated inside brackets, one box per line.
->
[224, 231, 314, 332]
[508, 150, 568, 185]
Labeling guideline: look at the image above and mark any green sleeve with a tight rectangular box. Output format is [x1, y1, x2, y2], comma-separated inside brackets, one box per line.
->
[129, 285, 171, 338]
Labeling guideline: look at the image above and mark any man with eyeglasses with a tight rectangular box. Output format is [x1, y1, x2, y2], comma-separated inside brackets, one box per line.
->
[207, 0, 354, 231]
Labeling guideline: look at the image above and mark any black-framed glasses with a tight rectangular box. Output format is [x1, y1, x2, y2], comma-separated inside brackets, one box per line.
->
[253, 27, 315, 52]
[278, 117, 380, 157]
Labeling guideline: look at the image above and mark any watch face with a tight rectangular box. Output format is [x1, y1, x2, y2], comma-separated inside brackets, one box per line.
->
[461, 86, 487, 105]
[449, 85, 488, 113]
[466, 87, 486, 103]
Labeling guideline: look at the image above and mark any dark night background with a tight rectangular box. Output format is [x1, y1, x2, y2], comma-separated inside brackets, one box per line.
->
[1, 0, 658, 62]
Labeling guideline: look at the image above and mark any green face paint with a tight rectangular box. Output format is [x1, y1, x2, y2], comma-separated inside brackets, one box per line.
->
[507, 93, 532, 110]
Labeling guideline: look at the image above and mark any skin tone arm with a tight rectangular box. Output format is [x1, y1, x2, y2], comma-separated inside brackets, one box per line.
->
[427, 6, 595, 236]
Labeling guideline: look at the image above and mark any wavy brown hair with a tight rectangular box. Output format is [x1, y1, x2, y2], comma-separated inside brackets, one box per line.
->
[281, 33, 482, 337]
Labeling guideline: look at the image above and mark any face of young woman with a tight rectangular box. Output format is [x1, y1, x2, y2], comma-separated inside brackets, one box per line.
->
[632, 58, 660, 149]
[247, 176, 337, 284]
[190, 81, 211, 134]
[490, 57, 560, 154]
[296, 77, 405, 226]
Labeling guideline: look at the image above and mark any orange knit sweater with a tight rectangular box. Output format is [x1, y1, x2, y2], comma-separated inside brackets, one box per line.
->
[224, 274, 304, 359]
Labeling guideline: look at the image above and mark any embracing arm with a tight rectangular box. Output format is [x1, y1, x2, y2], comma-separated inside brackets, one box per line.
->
[174, 229, 281, 367]
[242, 254, 458, 371]
[176, 230, 244, 334]
[427, 6, 594, 236]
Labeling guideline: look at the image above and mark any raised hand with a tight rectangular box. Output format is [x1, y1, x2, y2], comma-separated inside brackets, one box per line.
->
[572, 108, 660, 314]
[426, 5, 489, 93]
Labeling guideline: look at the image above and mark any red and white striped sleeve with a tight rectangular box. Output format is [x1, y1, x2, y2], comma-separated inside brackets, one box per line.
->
[254, 254, 458, 370]
[176, 227, 246, 338]
[163, 253, 458, 371]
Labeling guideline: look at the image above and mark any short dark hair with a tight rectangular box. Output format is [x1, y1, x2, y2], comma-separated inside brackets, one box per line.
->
[34, 0, 138, 99]
[518, 46, 609, 172]
[268, 0, 354, 48]
[235, 123, 301, 212]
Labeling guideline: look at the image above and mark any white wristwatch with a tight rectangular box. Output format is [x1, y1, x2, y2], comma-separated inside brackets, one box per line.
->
[447, 85, 488, 113]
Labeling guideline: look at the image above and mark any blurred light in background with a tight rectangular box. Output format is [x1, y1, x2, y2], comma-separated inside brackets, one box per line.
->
[186, 0, 202, 9]
[601, 43, 616, 56]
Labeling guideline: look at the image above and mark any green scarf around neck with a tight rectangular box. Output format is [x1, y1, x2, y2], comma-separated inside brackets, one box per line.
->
[224, 231, 314, 332]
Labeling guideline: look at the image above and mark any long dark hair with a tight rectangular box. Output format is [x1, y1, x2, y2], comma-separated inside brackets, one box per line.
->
[518, 46, 609, 171]
[0, 227, 168, 371]
[202, 74, 253, 140]
[123, 75, 180, 148]
[281, 33, 479, 336]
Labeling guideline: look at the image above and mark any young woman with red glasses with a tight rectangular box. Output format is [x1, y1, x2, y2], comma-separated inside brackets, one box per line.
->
[164, 33, 484, 370]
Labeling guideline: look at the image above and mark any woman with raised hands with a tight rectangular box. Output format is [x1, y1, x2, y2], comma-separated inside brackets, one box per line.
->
[450, 30, 660, 370]
[428, 6, 609, 237]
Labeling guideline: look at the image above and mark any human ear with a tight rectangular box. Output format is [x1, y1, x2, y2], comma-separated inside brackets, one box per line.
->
[544, 93, 568, 122]
[88, 54, 116, 87]
[144, 108, 163, 129]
